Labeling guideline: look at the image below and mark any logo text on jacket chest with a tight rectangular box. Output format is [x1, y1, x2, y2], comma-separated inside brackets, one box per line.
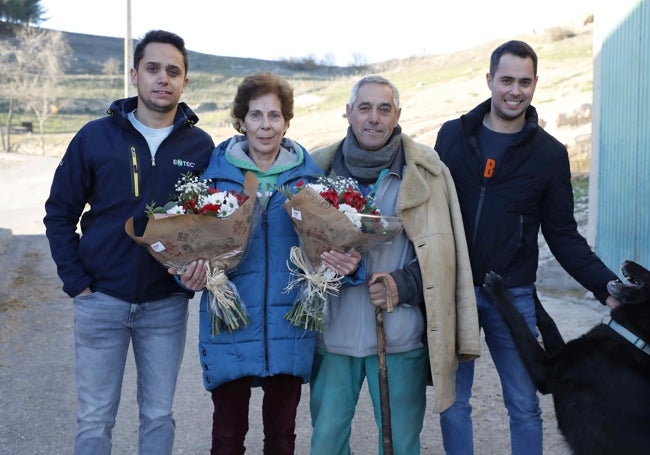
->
[173, 159, 196, 168]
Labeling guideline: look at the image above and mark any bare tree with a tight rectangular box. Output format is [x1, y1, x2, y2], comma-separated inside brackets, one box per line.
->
[22, 28, 70, 153]
[320, 52, 337, 67]
[0, 40, 13, 152]
[0, 26, 70, 154]
[102, 57, 122, 76]
[349, 52, 368, 69]
[0, 34, 21, 152]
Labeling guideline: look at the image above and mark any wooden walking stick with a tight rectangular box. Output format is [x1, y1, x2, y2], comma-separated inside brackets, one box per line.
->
[376, 274, 394, 455]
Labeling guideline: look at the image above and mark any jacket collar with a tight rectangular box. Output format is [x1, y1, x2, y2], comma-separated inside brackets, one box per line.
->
[461, 98, 539, 145]
[313, 133, 442, 176]
[397, 134, 442, 212]
[107, 96, 199, 129]
[312, 133, 443, 213]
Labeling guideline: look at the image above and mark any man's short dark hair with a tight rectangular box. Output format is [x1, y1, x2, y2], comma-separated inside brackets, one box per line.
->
[133, 30, 189, 75]
[489, 40, 538, 76]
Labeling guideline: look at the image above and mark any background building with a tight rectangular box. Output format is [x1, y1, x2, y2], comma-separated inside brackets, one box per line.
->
[589, 0, 650, 269]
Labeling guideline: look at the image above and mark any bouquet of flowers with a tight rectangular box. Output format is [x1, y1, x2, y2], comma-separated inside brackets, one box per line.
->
[281, 174, 403, 331]
[125, 172, 260, 336]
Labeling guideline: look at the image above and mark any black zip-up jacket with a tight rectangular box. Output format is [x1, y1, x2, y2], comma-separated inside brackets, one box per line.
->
[435, 98, 617, 304]
[44, 97, 215, 301]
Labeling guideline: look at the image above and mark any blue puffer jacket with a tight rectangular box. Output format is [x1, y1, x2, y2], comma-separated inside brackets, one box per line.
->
[198, 137, 323, 390]
[44, 97, 214, 301]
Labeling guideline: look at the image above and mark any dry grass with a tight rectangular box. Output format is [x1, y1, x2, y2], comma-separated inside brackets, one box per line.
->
[5, 20, 595, 172]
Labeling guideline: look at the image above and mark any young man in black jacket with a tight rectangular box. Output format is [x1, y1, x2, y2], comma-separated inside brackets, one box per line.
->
[434, 39, 619, 455]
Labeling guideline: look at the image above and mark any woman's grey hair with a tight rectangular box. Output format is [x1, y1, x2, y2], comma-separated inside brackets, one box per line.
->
[348, 75, 400, 110]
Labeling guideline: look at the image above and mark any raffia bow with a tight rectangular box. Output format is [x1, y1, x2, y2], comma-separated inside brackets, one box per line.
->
[205, 262, 248, 336]
[283, 246, 344, 331]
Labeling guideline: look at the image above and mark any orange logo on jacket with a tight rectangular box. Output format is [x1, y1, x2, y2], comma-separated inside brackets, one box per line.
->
[484, 158, 496, 178]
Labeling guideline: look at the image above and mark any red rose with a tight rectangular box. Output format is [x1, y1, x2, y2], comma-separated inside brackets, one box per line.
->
[341, 188, 367, 212]
[319, 188, 339, 208]
[184, 199, 198, 213]
[198, 203, 221, 215]
[235, 194, 249, 206]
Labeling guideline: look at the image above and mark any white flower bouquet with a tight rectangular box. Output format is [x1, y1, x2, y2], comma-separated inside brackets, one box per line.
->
[125, 172, 260, 336]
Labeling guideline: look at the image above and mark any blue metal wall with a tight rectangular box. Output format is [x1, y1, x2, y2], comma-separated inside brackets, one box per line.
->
[594, 0, 650, 271]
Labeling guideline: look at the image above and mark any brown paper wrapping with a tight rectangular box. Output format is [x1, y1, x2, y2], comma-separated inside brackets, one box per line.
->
[283, 186, 403, 269]
[125, 172, 259, 271]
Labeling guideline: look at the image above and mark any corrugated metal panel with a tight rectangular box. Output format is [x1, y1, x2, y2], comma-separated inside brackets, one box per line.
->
[595, 0, 650, 271]
[636, 9, 650, 263]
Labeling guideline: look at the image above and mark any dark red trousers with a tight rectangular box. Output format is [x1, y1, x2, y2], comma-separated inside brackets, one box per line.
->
[210, 375, 302, 455]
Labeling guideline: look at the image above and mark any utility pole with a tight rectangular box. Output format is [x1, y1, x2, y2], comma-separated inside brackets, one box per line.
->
[124, 0, 133, 98]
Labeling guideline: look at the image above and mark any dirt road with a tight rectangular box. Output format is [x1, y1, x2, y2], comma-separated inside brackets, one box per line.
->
[0, 153, 610, 454]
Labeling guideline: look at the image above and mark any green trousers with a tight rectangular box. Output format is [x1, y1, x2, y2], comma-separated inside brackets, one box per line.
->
[310, 347, 428, 455]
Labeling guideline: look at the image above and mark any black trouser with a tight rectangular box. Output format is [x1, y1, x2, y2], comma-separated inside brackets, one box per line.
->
[210, 374, 302, 455]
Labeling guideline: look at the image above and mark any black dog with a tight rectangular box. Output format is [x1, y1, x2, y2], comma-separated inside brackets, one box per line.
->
[482, 260, 650, 455]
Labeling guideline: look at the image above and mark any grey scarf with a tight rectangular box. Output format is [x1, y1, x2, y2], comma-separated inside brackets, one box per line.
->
[340, 125, 402, 183]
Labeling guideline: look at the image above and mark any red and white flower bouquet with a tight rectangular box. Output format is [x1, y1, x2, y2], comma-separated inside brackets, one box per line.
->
[281, 174, 403, 331]
[125, 172, 260, 335]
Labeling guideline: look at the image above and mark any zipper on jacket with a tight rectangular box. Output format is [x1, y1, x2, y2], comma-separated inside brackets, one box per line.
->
[131, 146, 140, 198]
[263, 210, 270, 372]
[517, 214, 525, 249]
[471, 185, 486, 248]
[151, 155, 156, 167]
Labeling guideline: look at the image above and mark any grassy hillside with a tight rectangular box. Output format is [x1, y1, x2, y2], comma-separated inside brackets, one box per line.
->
[0, 18, 595, 170]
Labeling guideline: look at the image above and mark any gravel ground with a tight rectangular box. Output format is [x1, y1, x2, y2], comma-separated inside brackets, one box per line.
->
[0, 154, 612, 454]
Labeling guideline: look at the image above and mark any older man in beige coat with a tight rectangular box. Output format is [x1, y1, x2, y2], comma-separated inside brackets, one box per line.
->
[309, 75, 479, 455]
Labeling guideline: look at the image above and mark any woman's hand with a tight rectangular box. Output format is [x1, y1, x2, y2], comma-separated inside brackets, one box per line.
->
[169, 259, 208, 291]
[320, 249, 361, 276]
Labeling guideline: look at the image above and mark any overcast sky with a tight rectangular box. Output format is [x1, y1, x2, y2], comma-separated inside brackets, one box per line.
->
[39, 0, 594, 66]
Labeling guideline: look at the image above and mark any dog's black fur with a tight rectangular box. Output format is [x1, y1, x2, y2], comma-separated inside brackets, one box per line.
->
[483, 260, 650, 455]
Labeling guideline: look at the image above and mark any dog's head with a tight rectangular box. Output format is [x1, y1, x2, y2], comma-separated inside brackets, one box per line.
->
[606, 260, 650, 305]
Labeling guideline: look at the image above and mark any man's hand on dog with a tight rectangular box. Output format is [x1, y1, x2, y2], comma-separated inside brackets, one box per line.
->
[605, 295, 620, 309]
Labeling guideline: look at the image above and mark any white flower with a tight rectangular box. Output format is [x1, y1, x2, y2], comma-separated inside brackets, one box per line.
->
[165, 204, 185, 215]
[203, 192, 222, 206]
[201, 191, 242, 217]
[340, 205, 362, 228]
[306, 183, 329, 194]
[218, 192, 241, 216]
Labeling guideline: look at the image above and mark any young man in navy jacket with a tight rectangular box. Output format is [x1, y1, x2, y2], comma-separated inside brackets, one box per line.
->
[44, 30, 214, 454]
[435, 40, 619, 455]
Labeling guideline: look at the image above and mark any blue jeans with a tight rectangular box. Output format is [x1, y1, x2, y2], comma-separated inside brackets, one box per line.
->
[72, 291, 189, 455]
[310, 348, 428, 455]
[440, 286, 542, 455]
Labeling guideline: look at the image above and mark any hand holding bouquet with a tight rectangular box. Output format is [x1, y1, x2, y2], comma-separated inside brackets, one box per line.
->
[281, 174, 403, 331]
[125, 172, 260, 335]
